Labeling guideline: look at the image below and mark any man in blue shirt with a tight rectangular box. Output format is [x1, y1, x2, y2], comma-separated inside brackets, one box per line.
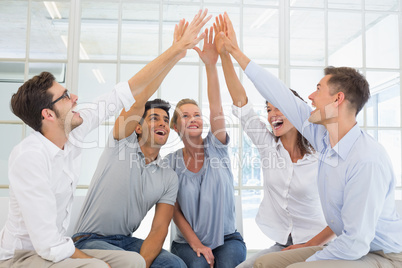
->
[215, 12, 402, 268]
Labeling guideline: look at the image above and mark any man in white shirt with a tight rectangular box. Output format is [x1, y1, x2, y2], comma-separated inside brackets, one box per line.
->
[0, 9, 211, 268]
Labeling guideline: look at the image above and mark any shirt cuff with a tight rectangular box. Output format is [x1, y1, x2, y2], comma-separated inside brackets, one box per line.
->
[115, 81, 135, 112]
[231, 102, 254, 119]
[306, 253, 318, 262]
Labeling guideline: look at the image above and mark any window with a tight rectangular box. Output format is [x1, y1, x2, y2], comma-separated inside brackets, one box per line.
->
[0, 0, 401, 252]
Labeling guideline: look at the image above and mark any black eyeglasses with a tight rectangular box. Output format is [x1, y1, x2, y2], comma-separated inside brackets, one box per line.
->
[50, 90, 71, 106]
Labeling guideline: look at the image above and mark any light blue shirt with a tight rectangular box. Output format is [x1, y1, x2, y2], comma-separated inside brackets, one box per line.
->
[245, 61, 402, 261]
[165, 131, 236, 250]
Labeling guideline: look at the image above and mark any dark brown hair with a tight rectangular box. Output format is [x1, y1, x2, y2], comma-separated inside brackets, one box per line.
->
[266, 89, 315, 156]
[324, 66, 370, 115]
[10, 72, 55, 132]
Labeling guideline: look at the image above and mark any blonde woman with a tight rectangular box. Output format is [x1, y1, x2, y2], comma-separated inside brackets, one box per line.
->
[165, 27, 246, 268]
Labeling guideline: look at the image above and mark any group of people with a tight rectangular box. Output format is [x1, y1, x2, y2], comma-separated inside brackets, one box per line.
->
[1, 9, 402, 268]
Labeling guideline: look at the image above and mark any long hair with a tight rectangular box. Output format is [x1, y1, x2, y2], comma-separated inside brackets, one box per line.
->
[266, 89, 315, 156]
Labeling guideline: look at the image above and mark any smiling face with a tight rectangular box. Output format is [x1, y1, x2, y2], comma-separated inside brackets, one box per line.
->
[308, 75, 339, 125]
[174, 103, 203, 140]
[136, 108, 170, 148]
[267, 102, 296, 137]
[47, 81, 82, 133]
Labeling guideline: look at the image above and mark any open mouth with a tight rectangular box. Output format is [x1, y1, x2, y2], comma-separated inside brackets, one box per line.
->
[154, 129, 166, 136]
[272, 119, 284, 130]
[187, 125, 199, 129]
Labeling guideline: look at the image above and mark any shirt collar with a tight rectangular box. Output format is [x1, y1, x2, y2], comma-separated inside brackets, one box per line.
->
[326, 123, 361, 160]
[33, 131, 63, 159]
[137, 148, 163, 167]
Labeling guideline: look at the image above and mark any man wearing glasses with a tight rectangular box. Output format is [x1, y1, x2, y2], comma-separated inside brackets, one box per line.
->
[0, 9, 210, 268]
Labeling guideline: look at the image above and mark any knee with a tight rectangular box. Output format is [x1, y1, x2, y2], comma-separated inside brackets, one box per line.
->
[84, 259, 111, 268]
[124, 252, 146, 268]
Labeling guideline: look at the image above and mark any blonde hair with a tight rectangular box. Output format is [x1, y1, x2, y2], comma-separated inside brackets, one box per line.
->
[170, 98, 199, 129]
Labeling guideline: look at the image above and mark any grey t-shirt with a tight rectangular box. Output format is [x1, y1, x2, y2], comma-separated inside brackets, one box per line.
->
[74, 131, 178, 236]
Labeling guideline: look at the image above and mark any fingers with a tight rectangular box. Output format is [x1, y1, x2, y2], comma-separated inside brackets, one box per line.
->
[193, 46, 202, 56]
[209, 26, 213, 43]
[203, 28, 208, 47]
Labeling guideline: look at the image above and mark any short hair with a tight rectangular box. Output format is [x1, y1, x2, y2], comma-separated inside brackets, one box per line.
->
[10, 72, 55, 132]
[266, 88, 315, 156]
[140, 98, 171, 124]
[324, 66, 370, 115]
[169, 98, 199, 129]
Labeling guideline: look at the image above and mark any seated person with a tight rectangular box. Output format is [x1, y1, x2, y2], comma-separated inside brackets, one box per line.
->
[0, 71, 147, 267]
[166, 26, 246, 268]
[72, 11, 212, 268]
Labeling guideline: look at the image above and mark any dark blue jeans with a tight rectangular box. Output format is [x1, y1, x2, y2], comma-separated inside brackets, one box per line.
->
[73, 232, 186, 268]
[171, 231, 246, 268]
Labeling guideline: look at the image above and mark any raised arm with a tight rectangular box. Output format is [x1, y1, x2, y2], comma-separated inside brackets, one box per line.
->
[127, 9, 212, 98]
[113, 14, 210, 140]
[214, 14, 247, 108]
[194, 26, 226, 144]
[173, 202, 214, 268]
[140, 203, 174, 268]
[215, 12, 251, 71]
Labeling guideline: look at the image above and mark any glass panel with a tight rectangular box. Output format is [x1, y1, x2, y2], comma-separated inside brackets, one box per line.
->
[80, 0, 119, 60]
[201, 65, 234, 117]
[365, 0, 399, 11]
[328, 11, 362, 68]
[243, 0, 278, 5]
[242, 134, 263, 187]
[290, 10, 325, 66]
[228, 127, 241, 187]
[290, 68, 323, 104]
[204, 0, 240, 4]
[241, 189, 274, 249]
[290, 0, 324, 8]
[0, 124, 24, 185]
[0, 82, 22, 121]
[0, 62, 25, 83]
[356, 108, 364, 127]
[378, 131, 401, 187]
[28, 62, 66, 82]
[366, 14, 399, 69]
[366, 71, 400, 127]
[78, 124, 114, 185]
[77, 63, 117, 103]
[30, 0, 70, 60]
[121, 2, 159, 60]
[243, 7, 279, 65]
[161, 65, 199, 103]
[328, 0, 362, 9]
[0, 0, 28, 58]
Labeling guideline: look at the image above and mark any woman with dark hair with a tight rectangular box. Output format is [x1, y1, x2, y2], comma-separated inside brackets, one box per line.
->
[214, 15, 333, 268]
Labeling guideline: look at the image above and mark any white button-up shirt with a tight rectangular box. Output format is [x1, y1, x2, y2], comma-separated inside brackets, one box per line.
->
[244, 60, 402, 260]
[232, 102, 326, 245]
[0, 82, 134, 262]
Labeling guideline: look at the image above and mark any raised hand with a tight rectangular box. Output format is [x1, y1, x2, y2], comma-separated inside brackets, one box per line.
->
[193, 27, 218, 66]
[213, 12, 239, 54]
[175, 9, 212, 54]
[173, 19, 189, 59]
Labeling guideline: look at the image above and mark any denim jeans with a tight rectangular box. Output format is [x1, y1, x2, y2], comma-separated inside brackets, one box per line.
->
[73, 232, 186, 268]
[171, 231, 246, 268]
